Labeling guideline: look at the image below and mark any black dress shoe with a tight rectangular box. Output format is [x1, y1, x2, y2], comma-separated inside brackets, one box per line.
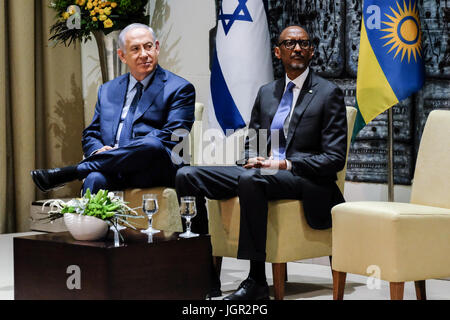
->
[206, 287, 222, 299]
[31, 166, 78, 192]
[223, 278, 270, 300]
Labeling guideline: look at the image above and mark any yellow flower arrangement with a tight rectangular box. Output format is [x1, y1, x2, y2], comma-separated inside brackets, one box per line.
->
[50, 0, 149, 46]
[104, 18, 114, 28]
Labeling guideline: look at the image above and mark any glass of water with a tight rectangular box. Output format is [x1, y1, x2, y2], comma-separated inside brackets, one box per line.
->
[179, 196, 199, 238]
[141, 194, 160, 234]
[111, 191, 126, 231]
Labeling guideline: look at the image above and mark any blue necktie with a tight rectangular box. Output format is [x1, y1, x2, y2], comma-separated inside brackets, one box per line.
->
[270, 81, 295, 160]
[119, 82, 143, 146]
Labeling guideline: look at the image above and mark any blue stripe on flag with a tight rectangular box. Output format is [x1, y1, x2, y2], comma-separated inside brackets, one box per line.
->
[364, 0, 425, 101]
[210, 49, 246, 133]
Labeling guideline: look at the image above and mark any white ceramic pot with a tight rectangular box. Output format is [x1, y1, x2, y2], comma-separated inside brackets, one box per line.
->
[63, 213, 109, 241]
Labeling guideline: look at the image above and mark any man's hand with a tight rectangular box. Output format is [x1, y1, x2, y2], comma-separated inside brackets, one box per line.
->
[243, 157, 266, 169]
[244, 157, 288, 170]
[261, 159, 288, 170]
[95, 146, 114, 154]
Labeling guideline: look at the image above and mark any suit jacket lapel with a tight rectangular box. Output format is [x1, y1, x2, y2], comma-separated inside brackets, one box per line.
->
[111, 74, 129, 139]
[268, 79, 286, 120]
[132, 65, 166, 124]
[285, 71, 317, 149]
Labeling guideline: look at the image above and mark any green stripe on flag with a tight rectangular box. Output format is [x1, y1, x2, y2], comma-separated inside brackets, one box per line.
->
[352, 101, 367, 142]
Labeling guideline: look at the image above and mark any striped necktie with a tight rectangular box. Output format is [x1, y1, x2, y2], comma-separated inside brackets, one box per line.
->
[118, 81, 143, 146]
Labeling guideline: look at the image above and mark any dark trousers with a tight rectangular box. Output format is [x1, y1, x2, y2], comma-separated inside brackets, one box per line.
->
[78, 137, 177, 193]
[175, 166, 304, 261]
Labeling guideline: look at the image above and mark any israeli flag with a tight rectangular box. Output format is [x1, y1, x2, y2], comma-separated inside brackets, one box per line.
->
[209, 0, 273, 134]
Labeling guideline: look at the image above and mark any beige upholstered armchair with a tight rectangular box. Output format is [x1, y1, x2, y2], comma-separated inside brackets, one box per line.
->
[207, 106, 357, 300]
[331, 109, 450, 300]
[124, 102, 204, 232]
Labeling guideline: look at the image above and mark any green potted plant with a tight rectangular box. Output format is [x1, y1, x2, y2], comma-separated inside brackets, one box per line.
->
[41, 189, 142, 241]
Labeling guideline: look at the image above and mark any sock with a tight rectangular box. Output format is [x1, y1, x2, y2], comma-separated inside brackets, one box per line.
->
[210, 259, 221, 289]
[61, 165, 80, 180]
[248, 260, 266, 285]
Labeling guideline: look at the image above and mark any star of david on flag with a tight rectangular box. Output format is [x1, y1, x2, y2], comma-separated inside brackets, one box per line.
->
[218, 0, 253, 35]
[208, 0, 273, 134]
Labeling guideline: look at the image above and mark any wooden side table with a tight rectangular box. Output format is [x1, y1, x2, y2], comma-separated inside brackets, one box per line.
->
[14, 230, 211, 300]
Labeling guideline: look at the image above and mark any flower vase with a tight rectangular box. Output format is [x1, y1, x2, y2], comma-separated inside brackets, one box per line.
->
[92, 30, 128, 83]
[63, 213, 109, 241]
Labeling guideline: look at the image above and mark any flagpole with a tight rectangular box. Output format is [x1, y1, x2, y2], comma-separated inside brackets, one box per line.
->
[387, 108, 394, 202]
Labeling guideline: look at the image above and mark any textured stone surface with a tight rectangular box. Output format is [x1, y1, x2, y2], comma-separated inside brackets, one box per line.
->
[345, 0, 362, 77]
[419, 0, 450, 78]
[346, 141, 413, 185]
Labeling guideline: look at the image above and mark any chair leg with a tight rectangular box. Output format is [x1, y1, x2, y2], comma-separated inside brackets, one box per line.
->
[284, 263, 288, 282]
[329, 255, 333, 283]
[332, 270, 346, 300]
[415, 280, 426, 300]
[213, 256, 223, 277]
[390, 282, 405, 300]
[272, 263, 286, 300]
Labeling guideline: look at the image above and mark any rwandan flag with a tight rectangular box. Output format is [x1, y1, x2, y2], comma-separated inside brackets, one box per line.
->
[353, 0, 425, 139]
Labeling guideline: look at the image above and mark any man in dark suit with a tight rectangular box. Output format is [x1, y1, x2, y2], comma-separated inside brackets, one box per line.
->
[31, 23, 195, 193]
[175, 25, 347, 300]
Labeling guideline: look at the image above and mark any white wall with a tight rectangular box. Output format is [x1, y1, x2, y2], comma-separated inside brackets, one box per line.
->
[148, 0, 216, 108]
[81, 38, 102, 125]
[345, 182, 411, 203]
[80, 0, 412, 204]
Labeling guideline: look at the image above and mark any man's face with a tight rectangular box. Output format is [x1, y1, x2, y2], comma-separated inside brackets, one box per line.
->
[274, 26, 314, 74]
[117, 28, 160, 81]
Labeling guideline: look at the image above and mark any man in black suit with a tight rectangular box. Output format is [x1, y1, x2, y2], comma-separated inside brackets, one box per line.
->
[175, 25, 347, 300]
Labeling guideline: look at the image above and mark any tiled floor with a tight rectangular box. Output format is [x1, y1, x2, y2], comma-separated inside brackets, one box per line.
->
[215, 257, 450, 300]
[1, 232, 449, 300]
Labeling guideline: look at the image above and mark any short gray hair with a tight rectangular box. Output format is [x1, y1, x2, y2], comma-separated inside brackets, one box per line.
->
[118, 23, 157, 52]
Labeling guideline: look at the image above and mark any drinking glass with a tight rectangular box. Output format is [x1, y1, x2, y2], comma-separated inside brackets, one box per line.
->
[179, 196, 199, 238]
[141, 194, 160, 234]
[111, 191, 126, 231]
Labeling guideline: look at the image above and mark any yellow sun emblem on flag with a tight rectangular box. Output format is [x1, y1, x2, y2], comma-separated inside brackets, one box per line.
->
[380, 0, 422, 63]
